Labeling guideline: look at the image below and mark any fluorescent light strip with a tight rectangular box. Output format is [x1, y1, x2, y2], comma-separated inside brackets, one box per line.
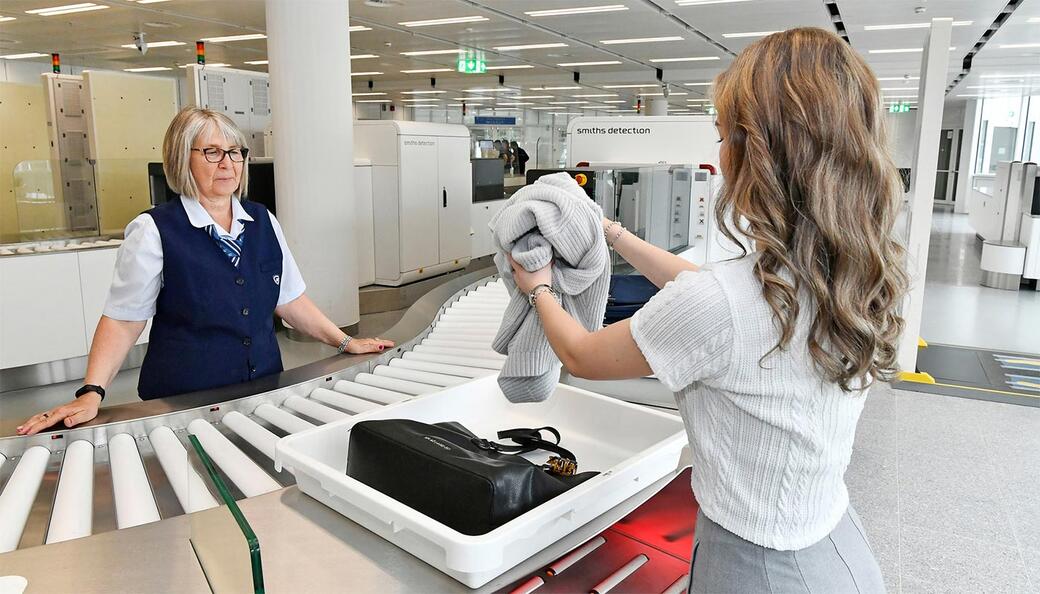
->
[1028, 17, 1040, 23]
[453, 97, 491, 101]
[496, 102, 534, 106]
[181, 63, 229, 68]
[401, 90, 446, 94]
[531, 86, 581, 90]
[603, 84, 659, 88]
[124, 67, 172, 72]
[201, 34, 266, 43]
[511, 95, 554, 99]
[494, 43, 568, 51]
[244, 60, 269, 65]
[349, 25, 372, 32]
[676, 0, 752, 5]
[352, 92, 387, 96]
[0, 52, 49, 59]
[557, 60, 621, 67]
[549, 112, 581, 115]
[400, 49, 462, 56]
[883, 94, 918, 98]
[649, 56, 720, 63]
[601, 100, 626, 103]
[863, 21, 971, 31]
[572, 93, 617, 97]
[877, 76, 920, 81]
[406, 104, 441, 107]
[684, 82, 712, 86]
[525, 5, 628, 17]
[351, 71, 383, 76]
[121, 41, 185, 49]
[399, 16, 488, 27]
[26, 3, 108, 16]
[722, 31, 779, 39]
[401, 98, 442, 102]
[686, 98, 711, 101]
[641, 92, 688, 96]
[965, 84, 1032, 89]
[351, 54, 378, 60]
[868, 47, 956, 54]
[999, 43, 1040, 49]
[550, 101, 589, 105]
[355, 99, 391, 103]
[530, 107, 557, 110]
[980, 73, 1040, 79]
[601, 36, 684, 45]
[485, 65, 535, 70]
[880, 87, 919, 91]
[400, 68, 453, 73]
[136, 0, 172, 4]
[465, 88, 515, 92]
[0, 16, 15, 22]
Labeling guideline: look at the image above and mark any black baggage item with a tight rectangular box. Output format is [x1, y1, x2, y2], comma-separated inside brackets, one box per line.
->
[346, 420, 598, 536]
[605, 274, 660, 325]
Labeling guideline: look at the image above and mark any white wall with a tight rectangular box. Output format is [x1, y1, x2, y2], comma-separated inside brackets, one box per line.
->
[886, 111, 919, 169]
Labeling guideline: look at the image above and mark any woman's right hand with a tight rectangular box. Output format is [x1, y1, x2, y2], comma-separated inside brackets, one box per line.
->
[16, 393, 102, 436]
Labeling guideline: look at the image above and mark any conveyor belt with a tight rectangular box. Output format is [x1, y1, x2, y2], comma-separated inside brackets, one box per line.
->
[0, 277, 510, 552]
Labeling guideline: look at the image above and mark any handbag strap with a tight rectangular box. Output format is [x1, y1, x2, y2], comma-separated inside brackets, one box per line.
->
[471, 426, 578, 463]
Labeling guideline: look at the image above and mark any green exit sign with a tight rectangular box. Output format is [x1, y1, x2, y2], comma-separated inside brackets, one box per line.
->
[457, 50, 486, 74]
[889, 102, 912, 113]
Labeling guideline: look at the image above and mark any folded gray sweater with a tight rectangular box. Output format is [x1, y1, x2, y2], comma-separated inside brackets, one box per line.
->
[489, 172, 611, 403]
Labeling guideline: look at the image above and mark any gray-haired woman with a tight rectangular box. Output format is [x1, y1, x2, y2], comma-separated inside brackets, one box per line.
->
[18, 107, 392, 435]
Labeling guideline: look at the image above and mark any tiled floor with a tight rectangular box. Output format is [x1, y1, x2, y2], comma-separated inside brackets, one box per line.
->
[921, 208, 1040, 354]
[848, 384, 1040, 593]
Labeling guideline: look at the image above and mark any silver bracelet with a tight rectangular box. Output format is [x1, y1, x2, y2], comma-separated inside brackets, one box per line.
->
[528, 284, 559, 307]
[605, 222, 625, 249]
[336, 335, 353, 354]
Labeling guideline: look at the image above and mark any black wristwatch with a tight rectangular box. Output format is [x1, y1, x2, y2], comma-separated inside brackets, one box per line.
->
[75, 384, 106, 402]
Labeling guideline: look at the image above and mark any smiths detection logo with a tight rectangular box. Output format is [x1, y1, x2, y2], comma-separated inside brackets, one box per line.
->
[423, 436, 453, 451]
[404, 140, 435, 146]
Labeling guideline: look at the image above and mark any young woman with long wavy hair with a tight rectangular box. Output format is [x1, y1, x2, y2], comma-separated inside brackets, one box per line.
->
[509, 28, 908, 592]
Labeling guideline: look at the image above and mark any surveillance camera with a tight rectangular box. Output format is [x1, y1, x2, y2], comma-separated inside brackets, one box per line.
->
[133, 32, 148, 55]
[662, 85, 670, 98]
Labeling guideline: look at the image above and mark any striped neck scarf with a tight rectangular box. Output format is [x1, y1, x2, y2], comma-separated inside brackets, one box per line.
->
[207, 224, 245, 267]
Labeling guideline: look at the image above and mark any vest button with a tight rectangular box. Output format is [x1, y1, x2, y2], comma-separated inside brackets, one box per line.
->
[242, 337, 252, 346]
[241, 307, 250, 316]
[235, 277, 245, 286]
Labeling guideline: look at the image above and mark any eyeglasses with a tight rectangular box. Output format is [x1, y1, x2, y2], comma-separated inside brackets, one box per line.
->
[192, 147, 249, 163]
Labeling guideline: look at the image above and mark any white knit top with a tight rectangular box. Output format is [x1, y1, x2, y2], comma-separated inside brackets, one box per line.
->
[629, 255, 867, 551]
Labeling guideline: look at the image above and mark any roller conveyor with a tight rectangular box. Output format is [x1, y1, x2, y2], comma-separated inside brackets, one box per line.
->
[0, 276, 514, 551]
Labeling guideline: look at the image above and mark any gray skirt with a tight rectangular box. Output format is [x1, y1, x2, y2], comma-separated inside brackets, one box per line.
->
[689, 506, 885, 594]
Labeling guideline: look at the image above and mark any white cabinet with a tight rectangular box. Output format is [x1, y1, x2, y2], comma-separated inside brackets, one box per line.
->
[0, 252, 87, 368]
[471, 199, 509, 259]
[355, 122, 472, 286]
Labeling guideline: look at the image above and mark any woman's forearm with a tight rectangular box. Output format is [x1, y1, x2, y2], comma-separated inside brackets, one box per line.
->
[275, 294, 345, 347]
[605, 220, 699, 288]
[86, 316, 147, 388]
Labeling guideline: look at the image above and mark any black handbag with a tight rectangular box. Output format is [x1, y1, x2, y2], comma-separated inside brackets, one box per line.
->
[345, 419, 598, 536]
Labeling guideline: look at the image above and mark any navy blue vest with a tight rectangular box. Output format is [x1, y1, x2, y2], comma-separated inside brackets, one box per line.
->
[138, 199, 284, 399]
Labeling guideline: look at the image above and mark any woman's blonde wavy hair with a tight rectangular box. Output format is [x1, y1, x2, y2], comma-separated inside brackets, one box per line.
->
[712, 27, 909, 391]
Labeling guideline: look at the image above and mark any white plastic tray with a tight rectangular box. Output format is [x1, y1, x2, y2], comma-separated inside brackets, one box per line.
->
[275, 375, 686, 588]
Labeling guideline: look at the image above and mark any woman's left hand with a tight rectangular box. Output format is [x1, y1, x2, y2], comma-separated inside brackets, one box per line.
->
[507, 254, 552, 295]
[345, 337, 395, 354]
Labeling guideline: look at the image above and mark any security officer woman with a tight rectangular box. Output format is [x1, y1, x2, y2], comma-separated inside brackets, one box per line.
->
[18, 107, 393, 435]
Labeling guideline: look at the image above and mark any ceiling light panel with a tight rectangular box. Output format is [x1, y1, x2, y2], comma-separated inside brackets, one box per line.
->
[400, 49, 463, 56]
[863, 21, 972, 31]
[352, 92, 387, 96]
[649, 56, 720, 63]
[350, 54, 378, 60]
[355, 99, 391, 103]
[603, 84, 659, 88]
[722, 31, 779, 39]
[0, 16, 15, 22]
[0, 52, 50, 59]
[494, 43, 568, 51]
[531, 86, 581, 90]
[400, 90, 446, 94]
[121, 41, 185, 49]
[485, 65, 535, 70]
[525, 5, 629, 17]
[876, 76, 920, 81]
[351, 71, 383, 76]
[557, 61, 622, 67]
[572, 93, 617, 97]
[201, 34, 266, 43]
[999, 43, 1040, 49]
[26, 3, 108, 16]
[244, 60, 269, 65]
[400, 68, 453, 73]
[601, 36, 684, 45]
[348, 25, 372, 32]
[676, 0, 752, 5]
[399, 16, 489, 28]
[868, 47, 955, 54]
[124, 67, 172, 72]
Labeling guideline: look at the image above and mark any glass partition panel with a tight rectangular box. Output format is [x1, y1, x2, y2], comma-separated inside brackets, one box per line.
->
[188, 434, 265, 594]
